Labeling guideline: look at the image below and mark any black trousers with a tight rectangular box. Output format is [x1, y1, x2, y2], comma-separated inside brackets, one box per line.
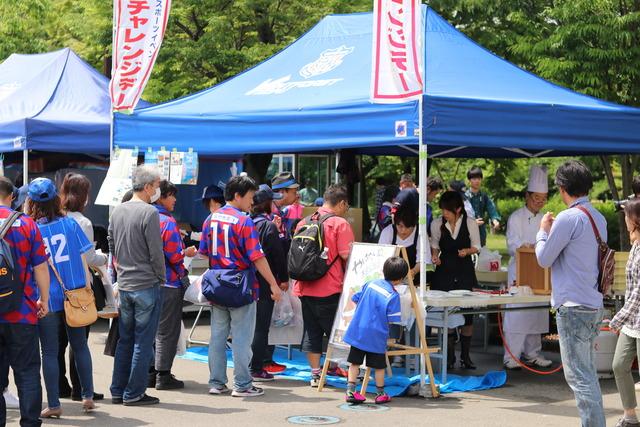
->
[250, 296, 275, 372]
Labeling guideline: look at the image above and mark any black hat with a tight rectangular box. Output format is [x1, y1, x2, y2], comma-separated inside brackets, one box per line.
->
[449, 180, 467, 193]
[254, 184, 283, 205]
[271, 172, 299, 190]
[198, 185, 224, 201]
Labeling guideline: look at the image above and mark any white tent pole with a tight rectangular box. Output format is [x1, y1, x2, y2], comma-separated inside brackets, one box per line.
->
[334, 151, 340, 184]
[23, 149, 28, 185]
[417, 95, 428, 395]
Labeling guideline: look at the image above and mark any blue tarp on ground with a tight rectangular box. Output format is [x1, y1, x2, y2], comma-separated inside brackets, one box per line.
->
[180, 347, 507, 396]
[0, 48, 149, 154]
[114, 6, 640, 158]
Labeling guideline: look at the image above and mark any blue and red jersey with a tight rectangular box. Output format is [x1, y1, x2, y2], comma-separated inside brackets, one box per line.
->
[0, 206, 49, 325]
[199, 205, 265, 300]
[37, 216, 93, 313]
[156, 205, 186, 288]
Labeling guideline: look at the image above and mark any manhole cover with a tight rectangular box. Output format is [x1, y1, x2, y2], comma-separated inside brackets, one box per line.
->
[287, 415, 341, 425]
[339, 403, 390, 412]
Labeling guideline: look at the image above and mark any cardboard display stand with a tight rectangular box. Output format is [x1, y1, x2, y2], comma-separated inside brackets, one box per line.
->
[317, 243, 440, 398]
[516, 247, 551, 295]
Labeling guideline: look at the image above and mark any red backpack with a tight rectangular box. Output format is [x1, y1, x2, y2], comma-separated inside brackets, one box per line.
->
[576, 206, 615, 297]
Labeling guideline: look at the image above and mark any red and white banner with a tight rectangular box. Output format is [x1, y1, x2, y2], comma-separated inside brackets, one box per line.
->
[110, 0, 171, 112]
[370, 0, 423, 103]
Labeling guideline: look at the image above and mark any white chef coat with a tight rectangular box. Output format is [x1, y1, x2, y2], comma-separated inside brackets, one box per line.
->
[504, 206, 549, 334]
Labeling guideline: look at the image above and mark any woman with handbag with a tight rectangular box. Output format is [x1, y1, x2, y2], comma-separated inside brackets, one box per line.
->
[26, 178, 97, 417]
[57, 172, 109, 401]
[610, 199, 640, 427]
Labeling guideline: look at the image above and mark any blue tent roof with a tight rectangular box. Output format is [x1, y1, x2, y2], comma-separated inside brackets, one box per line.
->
[114, 7, 640, 158]
[0, 48, 148, 155]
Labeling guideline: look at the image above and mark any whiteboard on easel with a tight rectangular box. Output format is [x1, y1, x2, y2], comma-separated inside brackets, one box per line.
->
[328, 243, 399, 350]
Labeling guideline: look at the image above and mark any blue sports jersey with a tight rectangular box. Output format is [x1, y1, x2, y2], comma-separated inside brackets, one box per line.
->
[36, 216, 93, 313]
[343, 279, 402, 354]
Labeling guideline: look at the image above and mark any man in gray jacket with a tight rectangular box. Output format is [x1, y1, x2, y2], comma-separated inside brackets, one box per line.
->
[109, 165, 166, 406]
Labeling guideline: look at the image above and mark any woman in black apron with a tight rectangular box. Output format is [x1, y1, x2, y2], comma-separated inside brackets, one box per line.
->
[430, 191, 480, 369]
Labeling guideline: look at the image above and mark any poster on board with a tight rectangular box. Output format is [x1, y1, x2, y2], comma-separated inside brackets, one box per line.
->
[95, 148, 138, 206]
[328, 243, 399, 349]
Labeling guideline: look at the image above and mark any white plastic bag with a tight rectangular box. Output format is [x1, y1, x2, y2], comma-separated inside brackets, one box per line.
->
[476, 247, 501, 272]
[176, 321, 187, 356]
[271, 292, 295, 328]
[268, 287, 304, 345]
[183, 274, 208, 304]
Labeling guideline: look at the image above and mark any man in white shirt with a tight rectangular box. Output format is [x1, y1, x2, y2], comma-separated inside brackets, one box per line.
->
[503, 165, 552, 369]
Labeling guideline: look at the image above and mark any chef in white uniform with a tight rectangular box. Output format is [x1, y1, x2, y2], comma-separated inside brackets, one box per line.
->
[503, 165, 552, 369]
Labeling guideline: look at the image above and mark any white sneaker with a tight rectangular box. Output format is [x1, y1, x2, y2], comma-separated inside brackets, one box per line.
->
[503, 360, 520, 370]
[3, 389, 19, 409]
[208, 385, 230, 395]
[231, 386, 264, 397]
[310, 376, 320, 388]
[526, 355, 553, 368]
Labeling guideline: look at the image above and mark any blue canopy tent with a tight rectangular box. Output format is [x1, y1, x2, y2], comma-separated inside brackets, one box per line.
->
[114, 6, 640, 158]
[0, 48, 152, 180]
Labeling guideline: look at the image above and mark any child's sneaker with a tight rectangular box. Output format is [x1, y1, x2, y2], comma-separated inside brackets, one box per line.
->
[231, 386, 264, 397]
[374, 392, 391, 404]
[310, 375, 320, 388]
[345, 391, 366, 404]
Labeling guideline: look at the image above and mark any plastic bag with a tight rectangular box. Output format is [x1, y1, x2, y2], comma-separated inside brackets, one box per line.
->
[176, 321, 187, 356]
[272, 292, 295, 328]
[183, 274, 208, 304]
[269, 286, 304, 345]
[476, 247, 501, 272]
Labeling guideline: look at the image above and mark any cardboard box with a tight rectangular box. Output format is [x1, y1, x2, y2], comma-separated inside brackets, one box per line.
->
[516, 247, 551, 295]
[302, 207, 363, 242]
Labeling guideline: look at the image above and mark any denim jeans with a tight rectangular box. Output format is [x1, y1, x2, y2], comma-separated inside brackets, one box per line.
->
[209, 302, 257, 391]
[39, 312, 94, 408]
[0, 323, 42, 427]
[556, 306, 605, 427]
[110, 286, 162, 402]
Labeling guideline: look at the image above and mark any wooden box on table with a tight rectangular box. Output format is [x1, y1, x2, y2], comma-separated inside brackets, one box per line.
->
[516, 247, 551, 295]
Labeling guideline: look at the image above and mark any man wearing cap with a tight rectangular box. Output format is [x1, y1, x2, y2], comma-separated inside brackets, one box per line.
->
[200, 185, 225, 215]
[0, 176, 50, 427]
[503, 165, 552, 370]
[271, 171, 299, 239]
[250, 185, 289, 381]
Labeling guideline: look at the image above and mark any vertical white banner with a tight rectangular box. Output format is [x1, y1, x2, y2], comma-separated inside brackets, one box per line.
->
[370, 0, 423, 103]
[110, 0, 171, 112]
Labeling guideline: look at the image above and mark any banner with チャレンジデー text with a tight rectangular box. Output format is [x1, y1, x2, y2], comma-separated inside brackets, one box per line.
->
[110, 0, 171, 112]
[370, 0, 423, 103]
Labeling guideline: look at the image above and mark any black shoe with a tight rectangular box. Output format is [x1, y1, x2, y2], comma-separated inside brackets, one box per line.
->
[156, 373, 184, 390]
[72, 391, 104, 402]
[59, 385, 72, 399]
[460, 335, 477, 370]
[124, 394, 160, 406]
[148, 372, 157, 388]
[111, 397, 123, 405]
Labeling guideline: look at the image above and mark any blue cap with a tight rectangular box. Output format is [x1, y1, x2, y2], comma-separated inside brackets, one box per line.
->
[254, 184, 283, 205]
[198, 185, 224, 201]
[28, 178, 57, 202]
[12, 185, 28, 210]
[314, 197, 324, 207]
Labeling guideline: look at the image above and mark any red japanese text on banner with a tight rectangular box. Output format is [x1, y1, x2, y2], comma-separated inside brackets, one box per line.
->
[370, 0, 423, 104]
[110, 0, 171, 112]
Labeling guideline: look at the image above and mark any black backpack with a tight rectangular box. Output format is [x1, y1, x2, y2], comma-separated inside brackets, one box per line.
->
[288, 213, 338, 281]
[0, 211, 24, 314]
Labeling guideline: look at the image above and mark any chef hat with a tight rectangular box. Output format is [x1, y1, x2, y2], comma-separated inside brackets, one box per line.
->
[527, 165, 548, 193]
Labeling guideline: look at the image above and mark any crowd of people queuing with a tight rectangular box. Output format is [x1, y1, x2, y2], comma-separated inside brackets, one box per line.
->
[0, 158, 639, 426]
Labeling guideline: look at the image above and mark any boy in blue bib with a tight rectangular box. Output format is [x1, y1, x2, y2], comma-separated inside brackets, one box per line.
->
[343, 256, 406, 404]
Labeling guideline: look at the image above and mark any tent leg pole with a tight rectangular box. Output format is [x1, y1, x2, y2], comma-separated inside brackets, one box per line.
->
[334, 151, 340, 184]
[23, 149, 28, 185]
[417, 95, 427, 395]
